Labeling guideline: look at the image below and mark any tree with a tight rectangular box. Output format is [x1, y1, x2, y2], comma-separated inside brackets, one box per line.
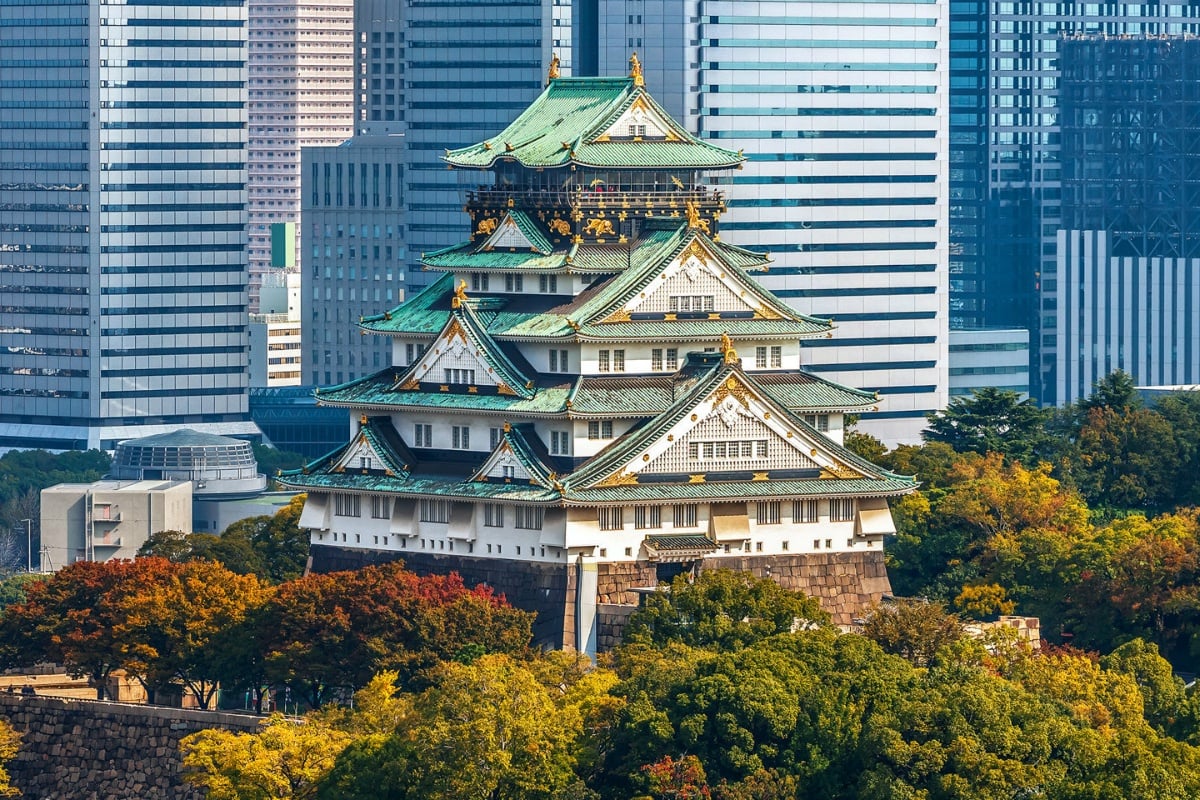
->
[1156, 390, 1200, 507]
[0, 558, 174, 699]
[0, 572, 45, 613]
[922, 387, 1052, 464]
[1075, 405, 1181, 511]
[219, 495, 309, 583]
[115, 559, 269, 707]
[0, 721, 19, 798]
[1101, 639, 1193, 738]
[181, 714, 354, 800]
[621, 569, 828, 652]
[860, 600, 964, 666]
[1078, 369, 1141, 414]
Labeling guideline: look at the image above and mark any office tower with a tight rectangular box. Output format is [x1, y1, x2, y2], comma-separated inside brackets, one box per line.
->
[1056, 35, 1200, 404]
[951, 2, 1200, 404]
[587, 1, 950, 445]
[301, 139, 404, 387]
[282, 73, 913, 651]
[246, 0, 355, 311]
[0, 0, 258, 451]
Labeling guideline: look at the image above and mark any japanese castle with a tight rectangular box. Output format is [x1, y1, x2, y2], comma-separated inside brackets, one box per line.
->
[282, 58, 917, 652]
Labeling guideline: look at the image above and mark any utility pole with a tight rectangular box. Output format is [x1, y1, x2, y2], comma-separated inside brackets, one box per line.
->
[19, 519, 31, 573]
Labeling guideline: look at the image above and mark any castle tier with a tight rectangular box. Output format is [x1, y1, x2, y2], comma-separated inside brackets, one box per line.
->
[280, 63, 917, 651]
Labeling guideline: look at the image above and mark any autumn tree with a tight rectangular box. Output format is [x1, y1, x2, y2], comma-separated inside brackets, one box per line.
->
[1075, 405, 1181, 511]
[0, 721, 19, 798]
[860, 599, 964, 666]
[115, 560, 269, 707]
[622, 569, 828, 652]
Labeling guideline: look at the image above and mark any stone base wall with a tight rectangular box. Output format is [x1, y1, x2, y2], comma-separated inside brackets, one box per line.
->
[309, 545, 571, 649]
[0, 694, 261, 800]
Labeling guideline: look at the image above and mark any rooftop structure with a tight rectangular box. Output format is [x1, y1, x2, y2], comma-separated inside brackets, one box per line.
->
[281, 68, 916, 652]
[111, 430, 267, 499]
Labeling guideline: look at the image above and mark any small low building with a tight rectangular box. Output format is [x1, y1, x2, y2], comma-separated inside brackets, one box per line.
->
[40, 480, 193, 570]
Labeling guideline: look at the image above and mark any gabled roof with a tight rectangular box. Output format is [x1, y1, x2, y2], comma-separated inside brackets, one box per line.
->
[560, 353, 916, 501]
[476, 210, 555, 255]
[280, 416, 414, 484]
[316, 368, 573, 416]
[470, 423, 562, 490]
[444, 77, 742, 171]
[391, 296, 538, 399]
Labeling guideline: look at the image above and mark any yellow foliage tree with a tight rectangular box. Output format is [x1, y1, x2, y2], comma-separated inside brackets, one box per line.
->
[0, 720, 20, 797]
[181, 714, 353, 800]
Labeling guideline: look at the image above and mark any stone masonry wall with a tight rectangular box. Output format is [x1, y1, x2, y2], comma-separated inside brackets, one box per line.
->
[0, 694, 261, 800]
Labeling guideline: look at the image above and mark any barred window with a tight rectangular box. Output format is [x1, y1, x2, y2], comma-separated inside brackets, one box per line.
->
[483, 504, 504, 528]
[515, 506, 544, 530]
[598, 349, 610, 372]
[443, 368, 475, 385]
[688, 439, 768, 462]
[471, 273, 489, 291]
[634, 506, 662, 529]
[803, 414, 830, 432]
[673, 504, 698, 528]
[756, 501, 781, 525]
[490, 427, 502, 448]
[539, 274, 558, 293]
[587, 420, 614, 440]
[334, 494, 361, 517]
[613, 349, 625, 372]
[770, 346, 782, 368]
[550, 430, 571, 455]
[371, 496, 390, 519]
[598, 507, 623, 531]
[505, 274, 523, 292]
[666, 348, 679, 370]
[830, 498, 855, 522]
[419, 499, 450, 523]
[755, 346, 767, 368]
[794, 499, 819, 523]
[651, 348, 663, 371]
[413, 423, 432, 448]
[452, 425, 470, 449]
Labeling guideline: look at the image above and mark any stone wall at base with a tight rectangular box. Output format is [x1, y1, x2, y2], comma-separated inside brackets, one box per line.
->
[308, 545, 572, 649]
[0, 694, 261, 800]
[703, 550, 893, 626]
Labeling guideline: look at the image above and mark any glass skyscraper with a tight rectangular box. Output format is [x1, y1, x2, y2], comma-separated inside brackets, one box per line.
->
[0, 0, 257, 450]
[588, 0, 950, 444]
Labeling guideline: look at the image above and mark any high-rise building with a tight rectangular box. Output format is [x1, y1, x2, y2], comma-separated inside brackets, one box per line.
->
[584, 1, 951, 445]
[281, 72, 914, 651]
[950, 2, 1200, 404]
[1055, 35, 1200, 404]
[246, 0, 355, 310]
[0, 0, 258, 451]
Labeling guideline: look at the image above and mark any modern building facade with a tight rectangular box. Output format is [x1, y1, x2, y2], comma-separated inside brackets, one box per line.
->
[948, 329, 1029, 399]
[950, 1, 1200, 404]
[246, 0, 354, 310]
[1055, 35, 1200, 404]
[249, 270, 303, 387]
[282, 73, 914, 652]
[586, 1, 951, 444]
[301, 138, 405, 387]
[0, 0, 258, 451]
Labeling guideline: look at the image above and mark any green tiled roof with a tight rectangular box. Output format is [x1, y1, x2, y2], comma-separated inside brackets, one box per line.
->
[422, 243, 570, 272]
[444, 77, 741, 171]
[503, 210, 553, 254]
[317, 369, 573, 415]
[473, 423, 562, 489]
[567, 372, 877, 417]
[563, 476, 918, 505]
[279, 469, 560, 503]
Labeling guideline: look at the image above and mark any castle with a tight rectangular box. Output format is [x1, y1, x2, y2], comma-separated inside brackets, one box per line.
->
[281, 59, 916, 651]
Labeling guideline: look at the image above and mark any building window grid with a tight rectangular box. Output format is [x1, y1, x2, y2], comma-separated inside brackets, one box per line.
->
[794, 499, 819, 523]
[756, 501, 782, 525]
[371, 496, 390, 519]
[413, 423, 432, 448]
[673, 504, 698, 528]
[830, 498, 855, 522]
[483, 504, 504, 528]
[419, 499, 450, 523]
[515, 506, 543, 530]
[587, 420, 614, 440]
[634, 505, 662, 529]
[598, 507, 623, 531]
[334, 494, 361, 517]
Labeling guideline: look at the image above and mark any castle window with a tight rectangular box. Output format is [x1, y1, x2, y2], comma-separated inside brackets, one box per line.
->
[505, 274, 523, 292]
[334, 494, 361, 517]
[371, 496, 390, 519]
[613, 349, 625, 372]
[419, 499, 450, 523]
[490, 427, 502, 448]
[484, 504, 504, 527]
[471, 273, 489, 291]
[549, 349, 568, 372]
[550, 430, 571, 455]
[628, 123, 646, 137]
[598, 507, 623, 531]
[756, 346, 768, 368]
[413, 423, 432, 448]
[452, 425, 470, 449]
[444, 368, 476, 385]
[756, 501, 781, 525]
[688, 440, 768, 462]
[803, 414, 830, 432]
[668, 295, 714, 313]
[830, 498, 855, 522]
[666, 348, 679, 370]
[634, 506, 662, 529]
[673, 504, 698, 528]
[598, 350, 610, 372]
[539, 274, 558, 293]
[651, 348, 663, 371]
[794, 499, 818, 524]
[502, 465, 516, 479]
[771, 346, 782, 368]
[587, 420, 613, 440]
[515, 507, 544, 530]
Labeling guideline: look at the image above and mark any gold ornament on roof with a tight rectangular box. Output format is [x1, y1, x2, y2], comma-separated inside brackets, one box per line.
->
[629, 52, 644, 86]
[721, 332, 738, 365]
[685, 201, 710, 234]
[547, 53, 560, 81]
[583, 217, 614, 237]
[451, 280, 469, 309]
[475, 217, 497, 236]
[548, 218, 571, 236]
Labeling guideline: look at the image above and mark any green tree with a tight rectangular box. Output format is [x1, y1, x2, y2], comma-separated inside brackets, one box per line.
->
[1078, 368, 1142, 414]
[860, 599, 964, 666]
[621, 569, 828, 652]
[1102, 638, 1193, 738]
[0, 572, 45, 613]
[922, 387, 1052, 464]
[1075, 405, 1182, 511]
[1156, 390, 1200, 507]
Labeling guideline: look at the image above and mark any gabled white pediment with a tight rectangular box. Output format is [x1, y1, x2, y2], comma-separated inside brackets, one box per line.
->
[481, 213, 541, 252]
[331, 432, 403, 475]
[604, 238, 783, 321]
[471, 439, 533, 483]
[595, 95, 681, 142]
[593, 373, 867, 486]
[398, 317, 506, 391]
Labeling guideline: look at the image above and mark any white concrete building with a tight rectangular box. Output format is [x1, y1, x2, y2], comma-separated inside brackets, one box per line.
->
[247, 0, 355, 310]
